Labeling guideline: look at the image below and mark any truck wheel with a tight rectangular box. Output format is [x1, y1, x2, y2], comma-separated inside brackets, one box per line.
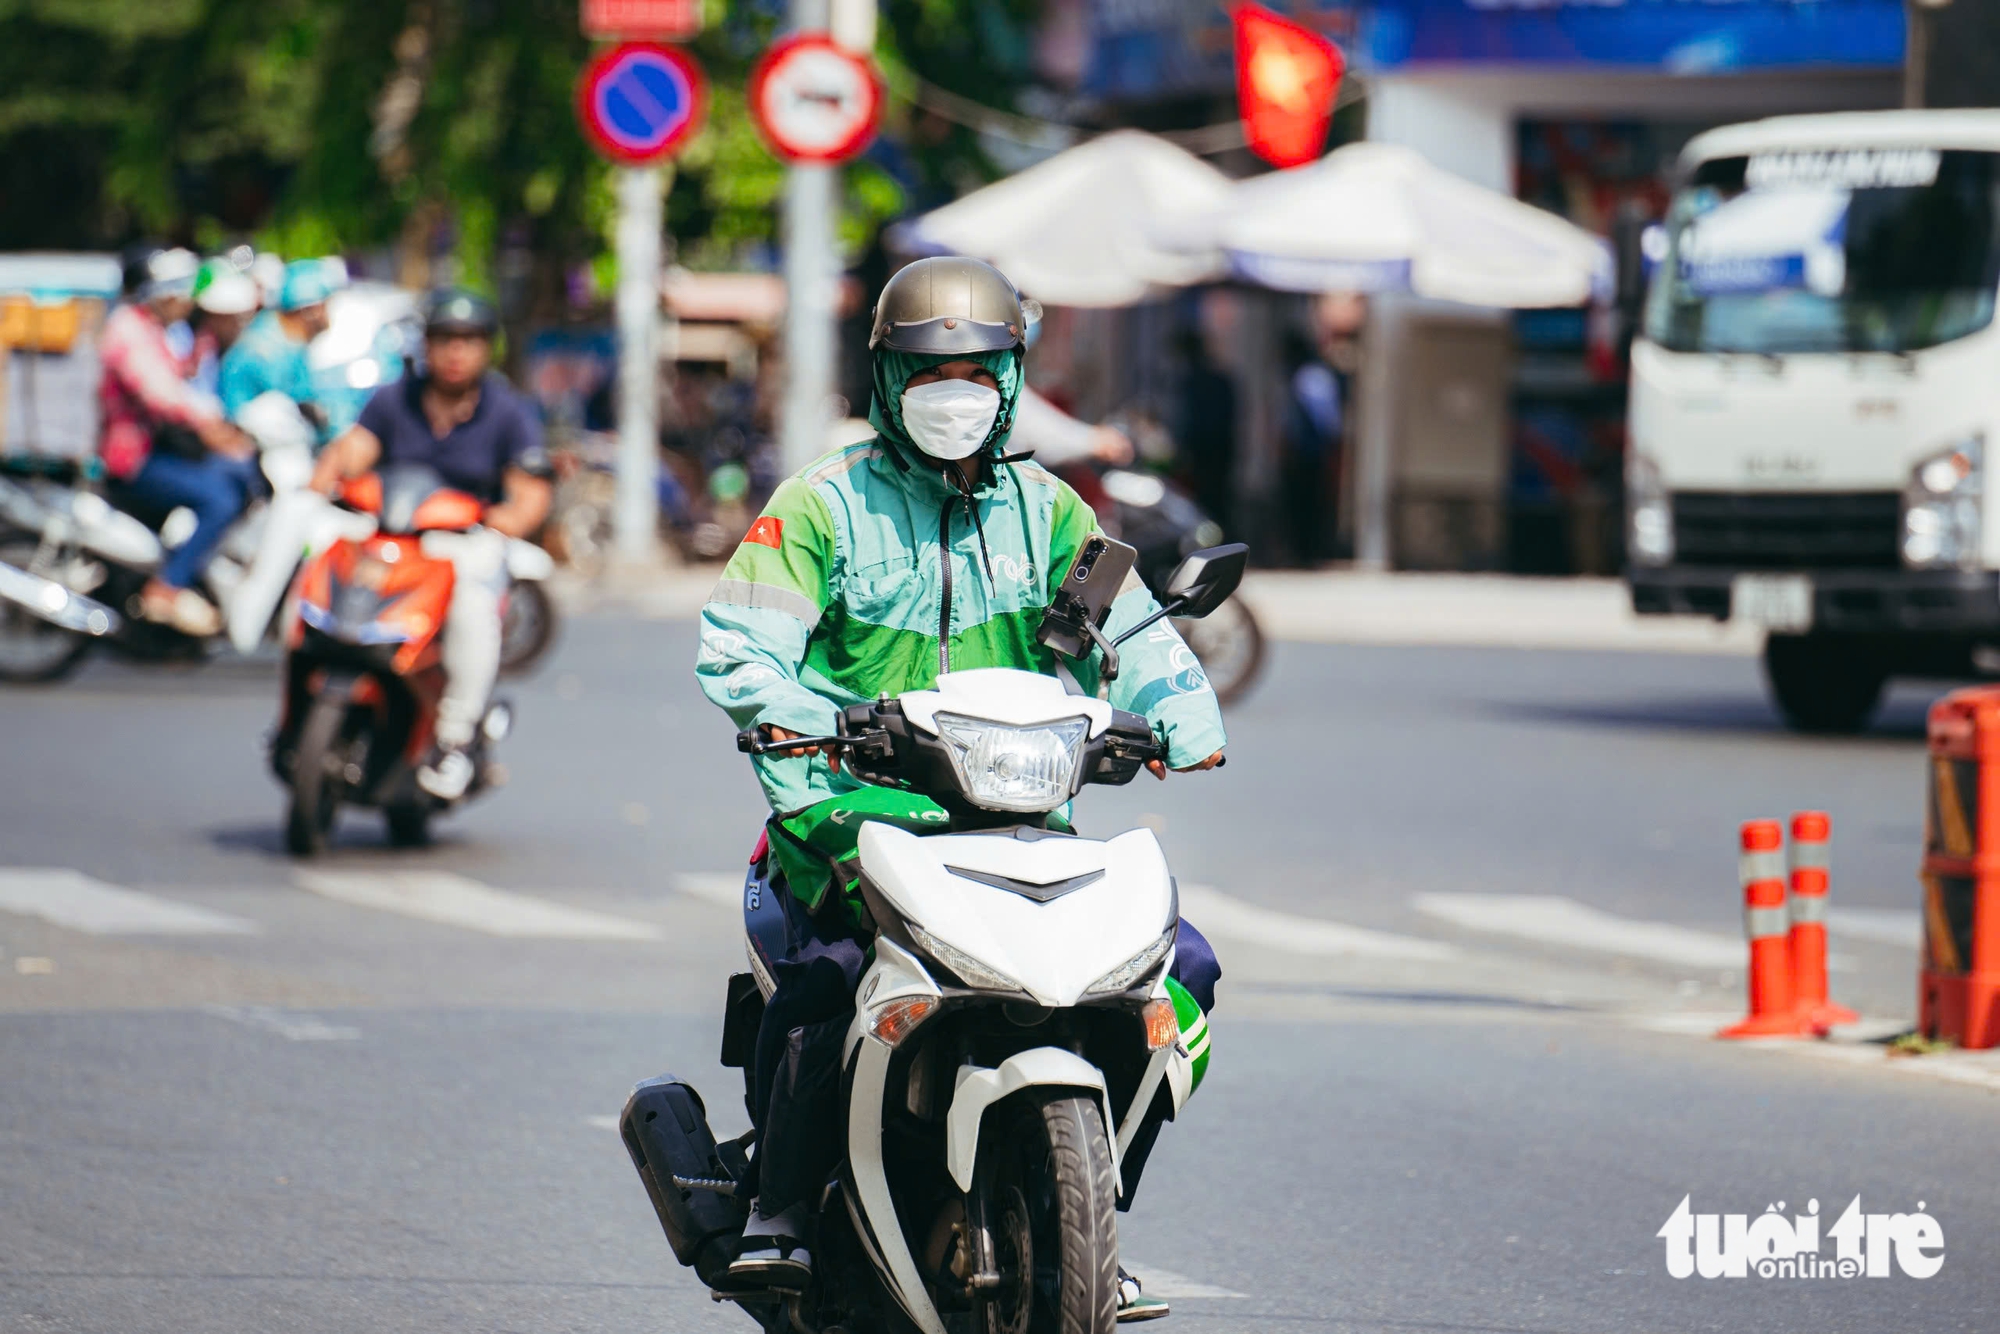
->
[1762, 634, 1887, 735]
[975, 1090, 1118, 1334]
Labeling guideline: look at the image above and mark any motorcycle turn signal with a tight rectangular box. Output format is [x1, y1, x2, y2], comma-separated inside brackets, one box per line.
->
[1142, 997, 1179, 1051]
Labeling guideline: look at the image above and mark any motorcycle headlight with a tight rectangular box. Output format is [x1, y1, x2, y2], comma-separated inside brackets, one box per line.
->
[1085, 924, 1177, 997]
[1904, 435, 1984, 569]
[1626, 452, 1674, 567]
[907, 920, 1022, 993]
[934, 713, 1090, 813]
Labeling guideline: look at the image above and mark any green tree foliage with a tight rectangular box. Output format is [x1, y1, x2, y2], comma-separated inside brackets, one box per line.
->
[0, 0, 1030, 291]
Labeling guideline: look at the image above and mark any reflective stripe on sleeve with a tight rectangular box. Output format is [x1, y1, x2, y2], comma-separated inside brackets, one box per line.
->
[708, 579, 823, 630]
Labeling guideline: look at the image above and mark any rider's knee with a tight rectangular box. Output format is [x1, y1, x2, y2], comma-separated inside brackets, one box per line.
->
[1170, 916, 1220, 1014]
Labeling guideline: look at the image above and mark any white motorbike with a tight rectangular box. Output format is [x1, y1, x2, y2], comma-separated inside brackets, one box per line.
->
[620, 542, 1246, 1334]
[0, 391, 557, 682]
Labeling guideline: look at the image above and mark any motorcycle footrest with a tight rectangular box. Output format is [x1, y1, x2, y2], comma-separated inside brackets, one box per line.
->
[619, 1074, 748, 1286]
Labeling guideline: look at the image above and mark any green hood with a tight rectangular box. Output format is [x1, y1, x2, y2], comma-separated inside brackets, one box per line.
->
[867, 347, 1024, 462]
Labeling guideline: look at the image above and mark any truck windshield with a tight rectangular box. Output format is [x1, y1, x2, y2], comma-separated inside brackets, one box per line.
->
[1644, 148, 2000, 354]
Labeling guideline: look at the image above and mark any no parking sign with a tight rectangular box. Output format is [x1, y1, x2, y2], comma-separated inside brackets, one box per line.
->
[576, 42, 706, 164]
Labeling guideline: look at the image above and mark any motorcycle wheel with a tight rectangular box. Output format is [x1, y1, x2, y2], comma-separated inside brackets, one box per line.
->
[0, 535, 92, 684]
[1174, 591, 1265, 708]
[384, 803, 431, 848]
[500, 580, 557, 677]
[976, 1090, 1118, 1334]
[285, 695, 350, 857]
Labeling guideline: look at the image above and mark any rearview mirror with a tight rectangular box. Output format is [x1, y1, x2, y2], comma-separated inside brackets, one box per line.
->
[1162, 543, 1248, 619]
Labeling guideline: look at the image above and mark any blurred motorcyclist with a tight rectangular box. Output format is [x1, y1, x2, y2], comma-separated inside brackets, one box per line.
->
[1011, 383, 1136, 466]
[696, 257, 1223, 1315]
[310, 289, 552, 799]
[97, 246, 254, 636]
[189, 258, 262, 398]
[220, 260, 334, 432]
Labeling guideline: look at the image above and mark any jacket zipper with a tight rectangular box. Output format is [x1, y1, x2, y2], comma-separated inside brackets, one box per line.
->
[937, 503, 953, 675]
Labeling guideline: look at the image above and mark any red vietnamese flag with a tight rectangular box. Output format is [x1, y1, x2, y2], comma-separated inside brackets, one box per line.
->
[1233, 4, 1345, 170]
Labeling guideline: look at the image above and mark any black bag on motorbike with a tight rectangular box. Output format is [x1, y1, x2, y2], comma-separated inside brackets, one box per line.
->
[619, 1074, 748, 1285]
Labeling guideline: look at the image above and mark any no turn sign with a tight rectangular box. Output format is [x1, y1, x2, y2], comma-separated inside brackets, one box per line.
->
[748, 35, 881, 164]
[576, 42, 706, 164]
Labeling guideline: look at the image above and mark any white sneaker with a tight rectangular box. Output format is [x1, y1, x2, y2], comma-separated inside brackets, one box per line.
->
[416, 748, 474, 801]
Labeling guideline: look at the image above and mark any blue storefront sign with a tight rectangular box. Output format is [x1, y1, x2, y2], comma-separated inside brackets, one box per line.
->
[1360, 0, 1903, 73]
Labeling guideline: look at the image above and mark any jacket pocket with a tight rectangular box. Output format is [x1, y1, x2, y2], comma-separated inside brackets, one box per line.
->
[840, 556, 922, 628]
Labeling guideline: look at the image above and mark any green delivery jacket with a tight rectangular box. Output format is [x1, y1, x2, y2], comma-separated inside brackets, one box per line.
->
[697, 438, 1228, 840]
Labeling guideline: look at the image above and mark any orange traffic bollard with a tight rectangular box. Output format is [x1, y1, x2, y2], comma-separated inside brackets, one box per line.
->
[1719, 819, 1810, 1039]
[1789, 811, 1858, 1031]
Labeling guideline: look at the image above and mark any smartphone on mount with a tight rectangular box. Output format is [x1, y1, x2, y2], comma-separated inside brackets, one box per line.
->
[1035, 533, 1138, 660]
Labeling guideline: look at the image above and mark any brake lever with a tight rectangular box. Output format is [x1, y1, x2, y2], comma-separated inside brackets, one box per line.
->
[735, 730, 846, 756]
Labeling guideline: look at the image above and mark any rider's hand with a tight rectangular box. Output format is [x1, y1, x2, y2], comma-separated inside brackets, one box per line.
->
[765, 726, 841, 774]
[1089, 426, 1136, 466]
[198, 417, 253, 459]
[1147, 749, 1224, 780]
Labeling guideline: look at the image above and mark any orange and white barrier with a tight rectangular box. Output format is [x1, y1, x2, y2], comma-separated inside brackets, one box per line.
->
[1718, 819, 1810, 1039]
[1787, 810, 1859, 1032]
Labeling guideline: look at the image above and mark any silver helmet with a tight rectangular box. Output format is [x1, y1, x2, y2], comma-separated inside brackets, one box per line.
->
[868, 256, 1040, 355]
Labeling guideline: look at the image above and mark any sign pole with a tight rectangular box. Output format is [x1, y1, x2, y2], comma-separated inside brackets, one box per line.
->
[614, 163, 664, 565]
[778, 0, 835, 477]
[780, 160, 837, 476]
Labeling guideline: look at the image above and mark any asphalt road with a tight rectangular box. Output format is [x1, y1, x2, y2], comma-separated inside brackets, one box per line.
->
[1, 615, 1992, 1334]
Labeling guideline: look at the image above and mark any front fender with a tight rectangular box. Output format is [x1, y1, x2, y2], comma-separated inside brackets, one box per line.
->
[945, 1046, 1116, 1193]
[505, 537, 554, 581]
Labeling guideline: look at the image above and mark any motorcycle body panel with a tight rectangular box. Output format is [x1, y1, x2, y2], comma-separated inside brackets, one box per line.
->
[856, 823, 1175, 1009]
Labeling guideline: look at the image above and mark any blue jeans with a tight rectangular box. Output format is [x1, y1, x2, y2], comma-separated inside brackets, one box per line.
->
[124, 452, 258, 589]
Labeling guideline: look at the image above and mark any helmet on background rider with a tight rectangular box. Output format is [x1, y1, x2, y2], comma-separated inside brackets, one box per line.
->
[194, 259, 261, 318]
[277, 259, 337, 340]
[423, 288, 500, 340]
[866, 256, 1040, 463]
[122, 246, 200, 306]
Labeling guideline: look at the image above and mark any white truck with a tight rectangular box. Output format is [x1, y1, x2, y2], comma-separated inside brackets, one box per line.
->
[1630, 110, 2000, 732]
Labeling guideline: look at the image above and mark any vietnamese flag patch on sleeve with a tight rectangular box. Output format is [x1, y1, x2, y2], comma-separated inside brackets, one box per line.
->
[745, 515, 784, 549]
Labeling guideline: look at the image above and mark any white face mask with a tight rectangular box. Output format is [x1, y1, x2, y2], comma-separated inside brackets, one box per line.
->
[900, 379, 1001, 461]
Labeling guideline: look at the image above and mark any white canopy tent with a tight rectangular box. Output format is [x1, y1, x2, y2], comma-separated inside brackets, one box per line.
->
[895, 130, 1232, 307]
[1177, 141, 1613, 309]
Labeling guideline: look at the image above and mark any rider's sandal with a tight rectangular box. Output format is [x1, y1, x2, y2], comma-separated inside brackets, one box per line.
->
[729, 1203, 812, 1290]
[1117, 1266, 1171, 1322]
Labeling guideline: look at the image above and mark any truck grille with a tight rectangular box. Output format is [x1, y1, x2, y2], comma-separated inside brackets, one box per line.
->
[1671, 491, 1903, 569]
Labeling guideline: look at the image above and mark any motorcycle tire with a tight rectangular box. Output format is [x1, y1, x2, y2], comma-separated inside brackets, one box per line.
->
[0, 535, 93, 684]
[978, 1090, 1119, 1334]
[500, 579, 558, 677]
[384, 803, 431, 848]
[1173, 591, 1265, 708]
[285, 695, 349, 858]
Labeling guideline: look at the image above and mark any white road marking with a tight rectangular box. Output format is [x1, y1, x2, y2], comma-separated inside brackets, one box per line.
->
[1827, 908, 1922, 949]
[204, 1005, 360, 1041]
[1414, 893, 1744, 969]
[675, 872, 746, 909]
[0, 868, 258, 936]
[294, 870, 661, 941]
[1120, 1261, 1244, 1300]
[584, 1113, 621, 1130]
[1178, 884, 1459, 961]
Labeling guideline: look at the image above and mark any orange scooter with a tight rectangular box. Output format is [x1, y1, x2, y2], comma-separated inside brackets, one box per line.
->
[272, 463, 512, 856]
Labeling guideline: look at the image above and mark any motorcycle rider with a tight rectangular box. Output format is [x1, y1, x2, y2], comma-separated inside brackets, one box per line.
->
[97, 247, 255, 636]
[697, 257, 1222, 1317]
[189, 259, 262, 398]
[219, 259, 334, 429]
[310, 289, 551, 800]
